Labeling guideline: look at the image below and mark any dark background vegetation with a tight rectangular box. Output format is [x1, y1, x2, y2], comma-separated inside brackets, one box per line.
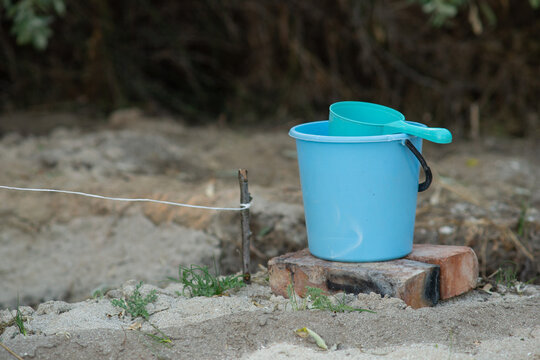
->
[0, 0, 539, 135]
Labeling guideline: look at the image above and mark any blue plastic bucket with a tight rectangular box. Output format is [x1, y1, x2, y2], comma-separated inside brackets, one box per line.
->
[289, 121, 431, 262]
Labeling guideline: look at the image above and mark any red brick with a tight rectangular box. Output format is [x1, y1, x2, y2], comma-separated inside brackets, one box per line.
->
[268, 249, 440, 308]
[406, 244, 478, 299]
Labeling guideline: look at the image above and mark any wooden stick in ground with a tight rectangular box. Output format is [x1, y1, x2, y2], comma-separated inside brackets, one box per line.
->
[0, 342, 24, 360]
[238, 169, 252, 284]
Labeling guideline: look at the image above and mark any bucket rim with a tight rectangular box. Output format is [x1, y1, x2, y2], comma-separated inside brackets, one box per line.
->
[289, 120, 424, 143]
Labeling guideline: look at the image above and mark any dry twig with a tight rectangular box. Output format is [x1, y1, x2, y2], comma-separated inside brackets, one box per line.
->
[0, 342, 24, 360]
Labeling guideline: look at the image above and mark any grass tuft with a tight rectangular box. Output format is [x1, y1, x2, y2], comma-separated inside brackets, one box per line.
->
[287, 284, 375, 313]
[14, 297, 27, 336]
[287, 283, 307, 311]
[516, 202, 529, 237]
[306, 287, 375, 313]
[494, 261, 519, 288]
[111, 281, 157, 319]
[143, 322, 173, 348]
[92, 289, 104, 299]
[168, 264, 245, 297]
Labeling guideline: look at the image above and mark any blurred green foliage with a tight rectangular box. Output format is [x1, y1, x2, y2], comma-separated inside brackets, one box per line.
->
[412, 0, 467, 26]
[0, 1, 538, 136]
[1, 0, 65, 50]
[411, 0, 539, 27]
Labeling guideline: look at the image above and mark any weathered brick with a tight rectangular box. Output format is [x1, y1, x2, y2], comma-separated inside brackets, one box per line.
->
[406, 244, 478, 299]
[268, 249, 440, 308]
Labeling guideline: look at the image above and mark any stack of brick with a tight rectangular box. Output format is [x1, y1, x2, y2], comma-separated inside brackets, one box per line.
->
[268, 244, 478, 308]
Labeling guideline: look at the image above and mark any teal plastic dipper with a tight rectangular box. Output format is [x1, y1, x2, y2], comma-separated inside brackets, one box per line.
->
[329, 101, 452, 144]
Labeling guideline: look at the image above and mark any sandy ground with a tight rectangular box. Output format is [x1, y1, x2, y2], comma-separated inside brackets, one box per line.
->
[0, 109, 539, 359]
[0, 279, 539, 359]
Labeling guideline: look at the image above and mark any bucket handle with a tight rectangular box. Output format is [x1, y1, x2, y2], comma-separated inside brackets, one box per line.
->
[404, 139, 432, 192]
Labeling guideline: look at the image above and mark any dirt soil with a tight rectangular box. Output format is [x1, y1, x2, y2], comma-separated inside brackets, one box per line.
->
[0, 109, 539, 359]
[0, 280, 539, 360]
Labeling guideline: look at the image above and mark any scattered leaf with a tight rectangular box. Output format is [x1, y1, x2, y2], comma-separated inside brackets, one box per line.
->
[251, 301, 265, 308]
[295, 327, 328, 350]
[481, 283, 493, 294]
[127, 321, 142, 330]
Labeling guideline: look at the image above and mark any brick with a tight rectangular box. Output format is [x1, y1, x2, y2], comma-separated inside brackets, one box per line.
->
[406, 244, 478, 299]
[268, 249, 440, 308]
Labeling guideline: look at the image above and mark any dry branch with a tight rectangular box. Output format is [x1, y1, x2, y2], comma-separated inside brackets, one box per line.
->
[0, 342, 24, 360]
[238, 169, 252, 284]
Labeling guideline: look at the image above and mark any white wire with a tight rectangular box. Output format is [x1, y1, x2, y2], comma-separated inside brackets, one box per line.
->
[0, 185, 250, 211]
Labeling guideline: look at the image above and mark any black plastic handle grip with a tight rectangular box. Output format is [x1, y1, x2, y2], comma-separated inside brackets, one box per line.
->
[404, 139, 432, 192]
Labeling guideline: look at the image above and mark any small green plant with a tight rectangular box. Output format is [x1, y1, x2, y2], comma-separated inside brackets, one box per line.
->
[14, 297, 27, 336]
[494, 261, 519, 288]
[92, 289, 104, 299]
[286, 284, 375, 313]
[306, 287, 375, 313]
[287, 283, 308, 311]
[143, 322, 172, 348]
[169, 264, 245, 297]
[489, 261, 536, 294]
[517, 202, 529, 237]
[111, 282, 157, 319]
